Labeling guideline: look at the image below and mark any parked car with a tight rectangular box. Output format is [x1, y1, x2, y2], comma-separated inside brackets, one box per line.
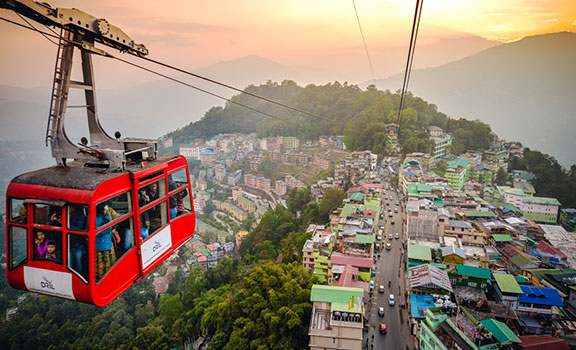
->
[379, 285, 385, 293]
[389, 294, 395, 306]
[370, 280, 374, 290]
[378, 307, 385, 317]
[379, 323, 387, 334]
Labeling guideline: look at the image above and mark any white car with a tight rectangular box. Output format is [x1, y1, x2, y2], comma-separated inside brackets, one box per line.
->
[389, 294, 395, 306]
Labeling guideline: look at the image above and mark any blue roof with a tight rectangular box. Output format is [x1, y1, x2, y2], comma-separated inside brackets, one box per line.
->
[519, 286, 564, 307]
[410, 294, 435, 319]
[200, 151, 217, 155]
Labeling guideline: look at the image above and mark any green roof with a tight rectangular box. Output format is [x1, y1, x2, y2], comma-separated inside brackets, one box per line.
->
[497, 186, 525, 197]
[478, 319, 521, 345]
[310, 285, 364, 313]
[522, 196, 561, 206]
[462, 211, 496, 218]
[238, 196, 256, 207]
[447, 158, 470, 169]
[491, 234, 513, 242]
[515, 275, 529, 284]
[200, 248, 211, 257]
[510, 254, 538, 268]
[493, 274, 523, 294]
[408, 244, 432, 261]
[417, 184, 433, 192]
[354, 234, 375, 244]
[455, 265, 491, 279]
[349, 192, 364, 201]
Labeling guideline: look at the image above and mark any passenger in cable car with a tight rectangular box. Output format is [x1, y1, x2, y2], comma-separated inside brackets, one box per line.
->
[95, 204, 116, 279]
[49, 207, 63, 227]
[45, 241, 60, 262]
[69, 204, 87, 231]
[34, 230, 49, 257]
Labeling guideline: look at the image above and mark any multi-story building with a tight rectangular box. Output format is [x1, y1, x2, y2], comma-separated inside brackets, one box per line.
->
[199, 151, 218, 165]
[429, 126, 452, 159]
[244, 174, 272, 191]
[314, 153, 331, 170]
[214, 164, 226, 182]
[285, 175, 305, 190]
[444, 158, 470, 191]
[212, 200, 248, 221]
[471, 163, 493, 184]
[560, 208, 576, 232]
[275, 180, 288, 196]
[282, 136, 300, 150]
[179, 144, 204, 159]
[309, 285, 364, 350]
[444, 220, 484, 246]
[520, 197, 561, 224]
[237, 196, 256, 213]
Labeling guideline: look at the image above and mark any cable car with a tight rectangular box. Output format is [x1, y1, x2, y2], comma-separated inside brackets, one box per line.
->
[6, 155, 195, 306]
[2, 0, 195, 305]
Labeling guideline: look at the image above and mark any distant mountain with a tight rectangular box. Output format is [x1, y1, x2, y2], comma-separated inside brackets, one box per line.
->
[369, 32, 576, 167]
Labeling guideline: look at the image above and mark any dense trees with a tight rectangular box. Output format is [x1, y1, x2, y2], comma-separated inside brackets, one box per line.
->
[513, 149, 576, 208]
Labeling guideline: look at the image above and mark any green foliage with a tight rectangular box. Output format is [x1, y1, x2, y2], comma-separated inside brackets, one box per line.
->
[496, 167, 510, 185]
[286, 187, 311, 214]
[447, 118, 493, 154]
[520, 149, 576, 207]
[318, 188, 346, 222]
[239, 205, 296, 258]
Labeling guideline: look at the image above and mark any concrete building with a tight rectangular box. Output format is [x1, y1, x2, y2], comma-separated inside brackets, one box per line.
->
[309, 285, 364, 350]
[214, 164, 226, 182]
[520, 197, 561, 224]
[282, 136, 300, 149]
[444, 158, 470, 191]
[560, 208, 576, 232]
[275, 180, 288, 196]
[199, 151, 218, 165]
[179, 144, 204, 159]
[429, 126, 452, 159]
[444, 220, 484, 246]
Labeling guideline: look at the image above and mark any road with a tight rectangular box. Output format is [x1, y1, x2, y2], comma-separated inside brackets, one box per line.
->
[366, 184, 409, 350]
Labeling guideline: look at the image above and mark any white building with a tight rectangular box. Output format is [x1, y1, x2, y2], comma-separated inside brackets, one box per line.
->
[179, 144, 204, 159]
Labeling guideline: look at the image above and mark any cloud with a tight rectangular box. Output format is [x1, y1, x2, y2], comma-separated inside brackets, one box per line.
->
[546, 18, 558, 23]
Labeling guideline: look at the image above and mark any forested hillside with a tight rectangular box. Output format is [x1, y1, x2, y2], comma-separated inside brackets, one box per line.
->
[167, 81, 493, 156]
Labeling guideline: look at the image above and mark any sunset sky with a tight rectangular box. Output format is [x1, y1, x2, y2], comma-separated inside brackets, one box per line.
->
[0, 0, 575, 88]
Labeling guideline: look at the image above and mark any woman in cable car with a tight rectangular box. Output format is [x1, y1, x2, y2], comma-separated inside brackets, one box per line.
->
[5, 155, 195, 306]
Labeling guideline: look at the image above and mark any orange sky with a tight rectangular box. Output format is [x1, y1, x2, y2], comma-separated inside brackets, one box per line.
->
[0, 0, 574, 87]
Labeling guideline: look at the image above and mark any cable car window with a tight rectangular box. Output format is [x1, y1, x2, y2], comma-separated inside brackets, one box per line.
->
[94, 216, 134, 283]
[95, 208, 116, 281]
[33, 229, 62, 264]
[9, 198, 27, 224]
[168, 168, 189, 189]
[140, 200, 167, 240]
[95, 192, 132, 228]
[169, 188, 192, 220]
[138, 180, 166, 208]
[33, 204, 62, 227]
[68, 233, 88, 282]
[140, 171, 164, 183]
[68, 204, 89, 232]
[9, 226, 28, 269]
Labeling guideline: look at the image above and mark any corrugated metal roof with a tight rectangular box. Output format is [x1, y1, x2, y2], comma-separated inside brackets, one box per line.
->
[354, 234, 375, 244]
[479, 319, 521, 345]
[455, 264, 491, 279]
[408, 264, 453, 292]
[519, 286, 564, 306]
[447, 220, 473, 229]
[310, 285, 364, 313]
[408, 244, 432, 261]
[493, 273, 523, 294]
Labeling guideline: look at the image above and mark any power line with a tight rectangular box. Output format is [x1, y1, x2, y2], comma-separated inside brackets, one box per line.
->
[0, 16, 324, 134]
[396, 0, 424, 135]
[350, 0, 388, 118]
[140, 55, 337, 123]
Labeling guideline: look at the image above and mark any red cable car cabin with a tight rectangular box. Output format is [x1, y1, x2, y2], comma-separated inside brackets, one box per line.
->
[5, 155, 195, 306]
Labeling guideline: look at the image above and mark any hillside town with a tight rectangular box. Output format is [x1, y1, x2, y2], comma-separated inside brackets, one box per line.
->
[165, 125, 575, 350]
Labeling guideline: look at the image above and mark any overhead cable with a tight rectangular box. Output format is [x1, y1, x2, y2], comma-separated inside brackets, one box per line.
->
[0, 16, 324, 133]
[396, 0, 424, 134]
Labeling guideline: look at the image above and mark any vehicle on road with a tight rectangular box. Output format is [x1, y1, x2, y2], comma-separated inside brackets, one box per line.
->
[391, 220, 395, 225]
[370, 280, 374, 290]
[389, 294, 395, 306]
[389, 212, 393, 217]
[379, 285, 385, 293]
[386, 243, 392, 250]
[379, 323, 388, 334]
[395, 233, 399, 239]
[377, 233, 382, 241]
[388, 234, 393, 240]
[378, 307, 385, 317]
[394, 208, 398, 213]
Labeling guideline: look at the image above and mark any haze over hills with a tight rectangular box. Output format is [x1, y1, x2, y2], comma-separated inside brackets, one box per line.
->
[368, 31, 576, 167]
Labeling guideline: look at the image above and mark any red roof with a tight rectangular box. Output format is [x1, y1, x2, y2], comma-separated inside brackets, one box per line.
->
[518, 335, 569, 350]
[331, 254, 373, 269]
[538, 241, 567, 260]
